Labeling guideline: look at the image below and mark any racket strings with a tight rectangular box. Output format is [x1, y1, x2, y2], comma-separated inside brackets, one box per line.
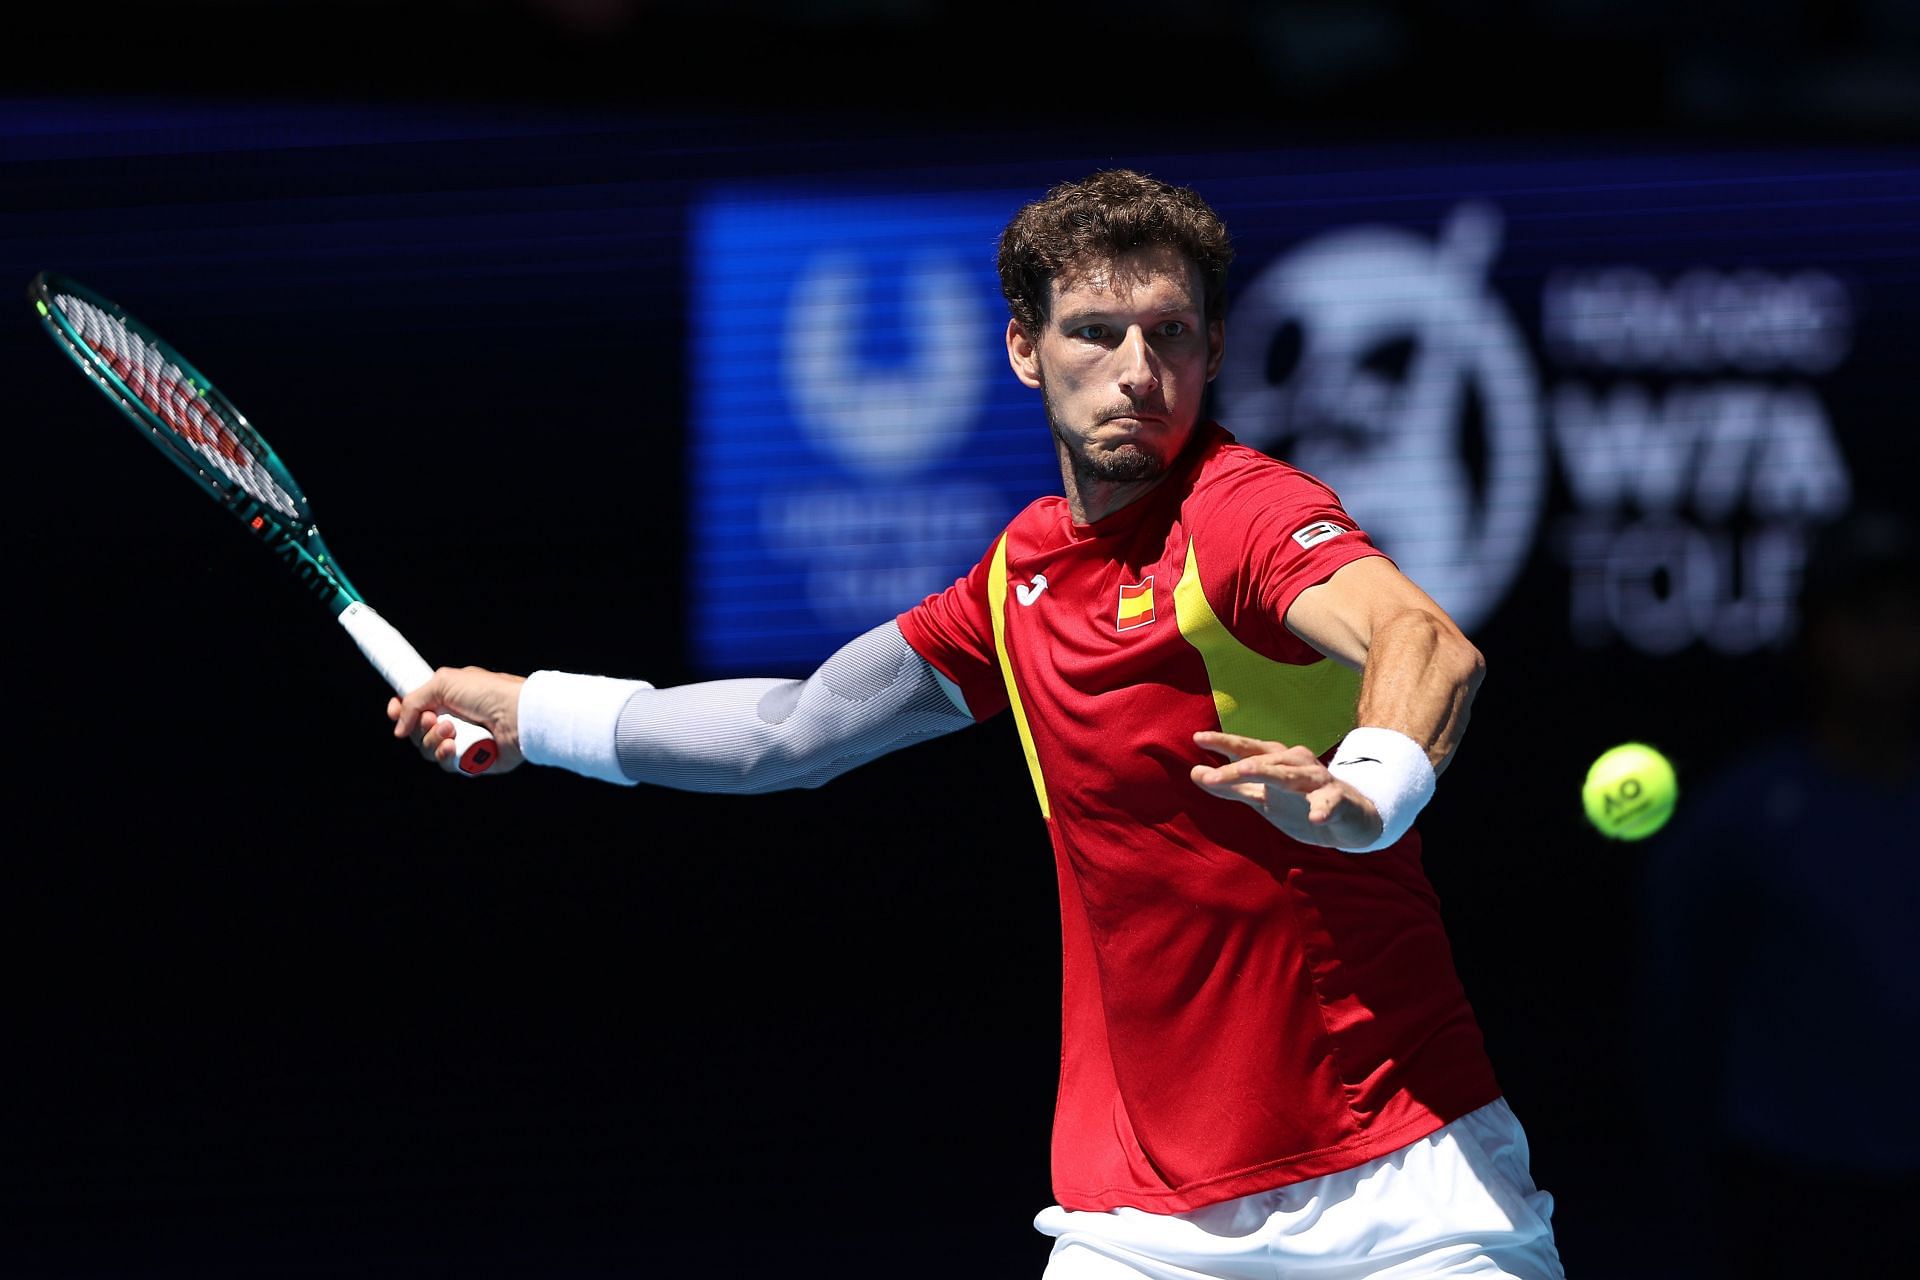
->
[53, 293, 300, 519]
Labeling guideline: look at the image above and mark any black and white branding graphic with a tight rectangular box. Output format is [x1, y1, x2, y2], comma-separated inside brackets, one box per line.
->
[1217, 205, 1855, 656]
[1291, 520, 1347, 549]
[1544, 266, 1853, 654]
[1217, 204, 1545, 636]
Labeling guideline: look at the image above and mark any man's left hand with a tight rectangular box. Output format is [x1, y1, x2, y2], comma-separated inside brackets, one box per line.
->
[1190, 730, 1385, 850]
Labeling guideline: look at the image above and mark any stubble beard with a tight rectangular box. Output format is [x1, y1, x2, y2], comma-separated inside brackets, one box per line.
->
[1045, 392, 1165, 488]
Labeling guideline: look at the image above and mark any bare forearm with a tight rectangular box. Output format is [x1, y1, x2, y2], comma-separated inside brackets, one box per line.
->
[1209, 557, 1482, 851]
[1352, 608, 1485, 777]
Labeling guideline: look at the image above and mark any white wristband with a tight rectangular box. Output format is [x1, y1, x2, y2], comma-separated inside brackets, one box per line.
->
[1325, 726, 1437, 853]
[518, 670, 654, 786]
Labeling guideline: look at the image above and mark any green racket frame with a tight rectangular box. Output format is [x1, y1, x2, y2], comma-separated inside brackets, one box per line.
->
[29, 270, 498, 775]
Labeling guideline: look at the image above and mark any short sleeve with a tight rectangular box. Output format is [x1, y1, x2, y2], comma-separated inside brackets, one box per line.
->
[1251, 486, 1389, 628]
[1192, 460, 1389, 661]
[895, 541, 1010, 722]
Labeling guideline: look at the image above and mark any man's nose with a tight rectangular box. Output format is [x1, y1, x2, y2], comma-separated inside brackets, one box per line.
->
[1117, 327, 1159, 397]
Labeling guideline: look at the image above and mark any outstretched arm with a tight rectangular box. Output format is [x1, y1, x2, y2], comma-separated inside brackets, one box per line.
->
[390, 620, 976, 791]
[1190, 555, 1485, 851]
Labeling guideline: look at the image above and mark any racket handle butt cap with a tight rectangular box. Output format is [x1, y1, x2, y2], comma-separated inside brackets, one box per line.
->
[450, 718, 499, 775]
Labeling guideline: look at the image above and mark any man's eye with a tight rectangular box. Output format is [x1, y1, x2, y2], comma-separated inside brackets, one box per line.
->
[1073, 324, 1110, 341]
[1158, 321, 1188, 338]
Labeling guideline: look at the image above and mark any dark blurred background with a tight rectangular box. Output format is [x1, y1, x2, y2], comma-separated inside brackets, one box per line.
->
[10, 0, 1920, 139]
[4, 4, 1917, 1278]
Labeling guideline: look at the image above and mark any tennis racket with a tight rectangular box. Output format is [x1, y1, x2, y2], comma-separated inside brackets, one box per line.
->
[28, 270, 499, 775]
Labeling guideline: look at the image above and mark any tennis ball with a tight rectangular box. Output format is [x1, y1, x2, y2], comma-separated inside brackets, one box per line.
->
[1581, 742, 1677, 841]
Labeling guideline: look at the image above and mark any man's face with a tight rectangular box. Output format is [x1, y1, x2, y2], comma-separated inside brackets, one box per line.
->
[1007, 245, 1224, 490]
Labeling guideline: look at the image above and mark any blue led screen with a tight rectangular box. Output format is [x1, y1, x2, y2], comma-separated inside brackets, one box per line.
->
[687, 149, 1917, 675]
[690, 189, 1058, 674]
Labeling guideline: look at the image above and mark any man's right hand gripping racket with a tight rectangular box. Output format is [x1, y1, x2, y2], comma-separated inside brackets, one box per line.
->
[29, 270, 499, 775]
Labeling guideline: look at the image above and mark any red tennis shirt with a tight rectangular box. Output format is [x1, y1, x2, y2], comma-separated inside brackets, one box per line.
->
[896, 423, 1502, 1213]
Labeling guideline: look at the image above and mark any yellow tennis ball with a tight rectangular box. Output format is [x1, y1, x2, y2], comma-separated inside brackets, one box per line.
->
[1582, 742, 1678, 840]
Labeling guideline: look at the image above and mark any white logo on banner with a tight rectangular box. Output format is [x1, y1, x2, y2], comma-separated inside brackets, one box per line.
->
[1544, 266, 1853, 654]
[785, 251, 987, 476]
[767, 248, 1006, 626]
[1216, 204, 1545, 635]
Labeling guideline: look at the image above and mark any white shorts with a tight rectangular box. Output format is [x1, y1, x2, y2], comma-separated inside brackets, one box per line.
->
[1034, 1098, 1563, 1279]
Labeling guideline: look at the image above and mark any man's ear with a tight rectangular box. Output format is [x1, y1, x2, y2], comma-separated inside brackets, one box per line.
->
[1007, 318, 1043, 390]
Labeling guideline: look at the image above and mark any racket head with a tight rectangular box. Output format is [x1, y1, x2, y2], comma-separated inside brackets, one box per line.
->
[31, 271, 314, 522]
[29, 271, 363, 607]
[28, 271, 497, 775]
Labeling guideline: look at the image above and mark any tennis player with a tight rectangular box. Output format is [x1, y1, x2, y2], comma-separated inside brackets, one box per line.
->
[392, 169, 1565, 1278]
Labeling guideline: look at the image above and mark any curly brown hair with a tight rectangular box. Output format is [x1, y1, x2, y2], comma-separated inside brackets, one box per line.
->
[996, 169, 1234, 335]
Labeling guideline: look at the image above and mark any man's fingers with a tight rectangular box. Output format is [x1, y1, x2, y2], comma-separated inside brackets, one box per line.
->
[389, 694, 458, 763]
[1192, 729, 1292, 761]
[1193, 732, 1324, 773]
[391, 685, 437, 738]
[1305, 781, 1347, 824]
[1189, 767, 1272, 806]
[1191, 733, 1386, 849]
[1196, 754, 1328, 795]
[1191, 768, 1316, 828]
[392, 674, 466, 742]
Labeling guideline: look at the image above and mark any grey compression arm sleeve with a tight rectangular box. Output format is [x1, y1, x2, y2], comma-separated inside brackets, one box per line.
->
[517, 620, 976, 791]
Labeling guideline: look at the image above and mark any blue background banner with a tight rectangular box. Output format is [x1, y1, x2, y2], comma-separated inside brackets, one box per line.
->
[691, 188, 1053, 671]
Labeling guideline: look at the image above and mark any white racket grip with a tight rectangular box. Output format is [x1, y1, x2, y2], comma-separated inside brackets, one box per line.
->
[338, 601, 499, 776]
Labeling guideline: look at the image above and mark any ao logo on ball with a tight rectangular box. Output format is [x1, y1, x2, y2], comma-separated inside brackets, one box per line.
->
[1581, 742, 1678, 841]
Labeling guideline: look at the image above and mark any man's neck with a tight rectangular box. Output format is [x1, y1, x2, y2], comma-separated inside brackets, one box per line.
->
[1060, 467, 1168, 526]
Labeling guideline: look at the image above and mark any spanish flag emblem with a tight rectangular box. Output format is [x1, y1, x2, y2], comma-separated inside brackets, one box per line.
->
[1116, 576, 1156, 632]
